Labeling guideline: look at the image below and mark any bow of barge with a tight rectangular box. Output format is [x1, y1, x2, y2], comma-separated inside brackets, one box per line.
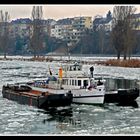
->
[2, 84, 73, 109]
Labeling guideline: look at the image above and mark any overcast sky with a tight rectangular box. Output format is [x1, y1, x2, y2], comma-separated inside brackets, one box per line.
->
[0, 5, 140, 21]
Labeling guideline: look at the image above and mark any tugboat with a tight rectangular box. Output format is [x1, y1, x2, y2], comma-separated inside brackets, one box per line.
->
[2, 83, 73, 109]
[27, 62, 106, 105]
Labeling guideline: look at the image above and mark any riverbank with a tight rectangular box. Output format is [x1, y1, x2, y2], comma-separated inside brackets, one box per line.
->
[0, 56, 55, 62]
[0, 56, 140, 68]
[104, 59, 140, 68]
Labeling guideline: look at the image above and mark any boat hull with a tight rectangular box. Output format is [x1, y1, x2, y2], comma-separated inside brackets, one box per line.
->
[30, 87, 105, 105]
[27, 82, 105, 105]
[71, 87, 105, 105]
[104, 88, 139, 103]
[27, 85, 105, 105]
[72, 95, 104, 105]
[2, 85, 73, 109]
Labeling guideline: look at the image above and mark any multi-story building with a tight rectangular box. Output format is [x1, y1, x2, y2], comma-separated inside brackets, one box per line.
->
[10, 23, 31, 38]
[10, 18, 32, 38]
[72, 16, 92, 30]
[95, 19, 112, 32]
[93, 11, 112, 32]
[50, 16, 92, 43]
[131, 13, 140, 30]
[50, 24, 64, 39]
[42, 19, 57, 35]
[50, 24, 81, 43]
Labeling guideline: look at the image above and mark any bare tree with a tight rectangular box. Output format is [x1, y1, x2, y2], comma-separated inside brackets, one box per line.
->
[111, 20, 124, 59]
[0, 10, 10, 59]
[98, 26, 105, 54]
[124, 24, 137, 60]
[30, 6, 45, 58]
[111, 6, 136, 60]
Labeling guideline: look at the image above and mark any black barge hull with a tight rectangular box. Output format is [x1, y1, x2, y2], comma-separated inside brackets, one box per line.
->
[2, 85, 73, 109]
[104, 88, 139, 103]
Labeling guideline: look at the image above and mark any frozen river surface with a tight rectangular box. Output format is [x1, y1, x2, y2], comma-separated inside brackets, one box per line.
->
[0, 60, 140, 135]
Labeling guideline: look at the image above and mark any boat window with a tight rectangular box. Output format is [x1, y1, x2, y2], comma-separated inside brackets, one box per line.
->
[66, 80, 68, 85]
[83, 80, 88, 89]
[70, 66, 72, 71]
[62, 79, 64, 84]
[72, 80, 74, 85]
[78, 80, 81, 86]
[70, 80, 71, 85]
[66, 79, 68, 85]
[62, 79, 67, 85]
[75, 80, 77, 86]
[72, 66, 75, 71]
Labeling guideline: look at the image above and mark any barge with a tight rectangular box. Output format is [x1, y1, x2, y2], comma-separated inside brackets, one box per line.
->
[104, 88, 139, 103]
[2, 84, 73, 109]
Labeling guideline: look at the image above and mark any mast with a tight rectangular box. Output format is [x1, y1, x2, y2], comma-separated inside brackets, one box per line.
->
[67, 42, 71, 62]
[59, 67, 63, 89]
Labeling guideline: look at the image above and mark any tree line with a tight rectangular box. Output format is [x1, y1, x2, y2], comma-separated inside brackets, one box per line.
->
[0, 6, 139, 60]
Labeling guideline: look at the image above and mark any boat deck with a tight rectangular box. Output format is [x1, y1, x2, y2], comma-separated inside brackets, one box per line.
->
[21, 90, 50, 97]
[2, 85, 73, 109]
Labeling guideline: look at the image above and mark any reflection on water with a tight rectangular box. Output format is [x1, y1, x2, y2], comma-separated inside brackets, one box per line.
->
[117, 101, 139, 108]
[38, 105, 97, 131]
[40, 107, 73, 123]
[40, 107, 76, 128]
[36, 99, 139, 133]
[42, 101, 138, 124]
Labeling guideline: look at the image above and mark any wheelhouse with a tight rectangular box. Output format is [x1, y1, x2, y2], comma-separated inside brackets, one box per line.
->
[62, 77, 91, 89]
[63, 62, 82, 72]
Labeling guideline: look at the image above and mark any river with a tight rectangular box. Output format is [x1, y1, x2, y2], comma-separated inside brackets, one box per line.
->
[0, 60, 140, 135]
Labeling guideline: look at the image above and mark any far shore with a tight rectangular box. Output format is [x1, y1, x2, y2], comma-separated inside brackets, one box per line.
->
[0, 55, 140, 68]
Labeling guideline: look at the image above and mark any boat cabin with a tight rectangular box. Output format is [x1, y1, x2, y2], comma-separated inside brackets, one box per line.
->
[62, 62, 87, 78]
[29, 62, 104, 91]
[61, 77, 104, 92]
[62, 77, 91, 89]
[63, 63, 82, 72]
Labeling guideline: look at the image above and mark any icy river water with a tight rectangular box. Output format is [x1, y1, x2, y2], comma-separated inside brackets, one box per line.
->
[0, 59, 140, 135]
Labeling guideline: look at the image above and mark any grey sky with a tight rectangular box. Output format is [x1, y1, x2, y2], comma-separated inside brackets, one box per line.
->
[0, 5, 140, 21]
